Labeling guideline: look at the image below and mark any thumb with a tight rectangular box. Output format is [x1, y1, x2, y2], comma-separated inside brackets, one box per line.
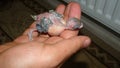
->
[52, 36, 91, 63]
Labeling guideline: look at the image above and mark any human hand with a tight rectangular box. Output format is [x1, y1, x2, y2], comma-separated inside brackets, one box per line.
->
[0, 2, 91, 68]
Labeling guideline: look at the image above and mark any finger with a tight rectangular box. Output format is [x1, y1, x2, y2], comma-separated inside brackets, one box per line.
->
[60, 30, 79, 39]
[23, 21, 37, 36]
[23, 28, 38, 36]
[24, 22, 36, 35]
[14, 34, 48, 43]
[56, 4, 66, 14]
[44, 37, 63, 44]
[29, 22, 36, 28]
[35, 36, 49, 43]
[14, 35, 30, 43]
[68, 2, 81, 19]
[64, 3, 73, 21]
[51, 36, 91, 63]
[39, 34, 50, 38]
[60, 2, 81, 39]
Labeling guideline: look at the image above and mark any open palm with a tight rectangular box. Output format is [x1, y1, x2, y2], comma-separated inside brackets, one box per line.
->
[0, 2, 90, 68]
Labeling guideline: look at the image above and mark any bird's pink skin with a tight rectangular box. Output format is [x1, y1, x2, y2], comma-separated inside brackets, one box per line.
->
[34, 12, 82, 35]
[48, 25, 66, 36]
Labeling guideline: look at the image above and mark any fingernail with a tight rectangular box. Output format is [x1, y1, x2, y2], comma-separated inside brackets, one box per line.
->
[84, 39, 91, 47]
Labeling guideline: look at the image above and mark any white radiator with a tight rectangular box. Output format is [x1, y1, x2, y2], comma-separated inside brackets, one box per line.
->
[64, 0, 120, 34]
[63, 0, 120, 52]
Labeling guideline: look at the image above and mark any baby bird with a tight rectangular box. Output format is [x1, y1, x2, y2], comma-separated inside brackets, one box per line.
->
[28, 10, 83, 40]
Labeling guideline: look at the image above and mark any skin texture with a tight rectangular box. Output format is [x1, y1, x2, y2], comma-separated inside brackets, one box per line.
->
[34, 11, 66, 36]
[32, 10, 83, 36]
[0, 2, 91, 68]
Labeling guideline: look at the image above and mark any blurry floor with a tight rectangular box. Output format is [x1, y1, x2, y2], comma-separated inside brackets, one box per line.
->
[0, 0, 35, 39]
[0, 0, 117, 68]
[62, 50, 107, 68]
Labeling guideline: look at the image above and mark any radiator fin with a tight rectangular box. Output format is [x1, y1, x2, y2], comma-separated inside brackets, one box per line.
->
[64, 0, 120, 34]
